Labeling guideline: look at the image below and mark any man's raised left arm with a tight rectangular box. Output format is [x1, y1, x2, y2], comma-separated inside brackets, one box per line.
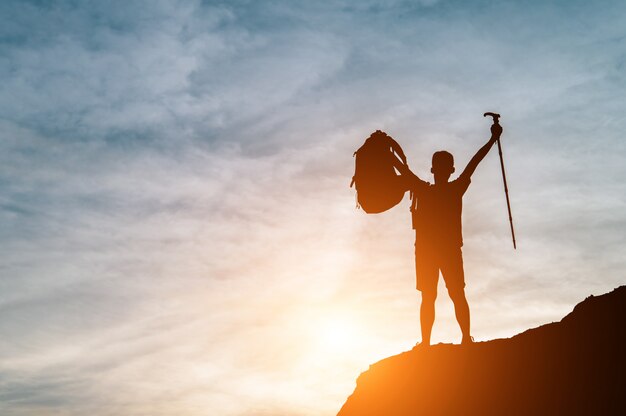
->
[459, 123, 503, 180]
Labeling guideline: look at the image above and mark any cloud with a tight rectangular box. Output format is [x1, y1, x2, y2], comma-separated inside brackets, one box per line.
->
[0, 0, 625, 415]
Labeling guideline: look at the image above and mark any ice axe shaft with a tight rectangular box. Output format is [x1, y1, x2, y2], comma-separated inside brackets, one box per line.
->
[484, 112, 517, 249]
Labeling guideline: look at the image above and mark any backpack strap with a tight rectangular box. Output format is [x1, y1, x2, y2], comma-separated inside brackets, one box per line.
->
[410, 189, 418, 212]
[351, 150, 358, 206]
[350, 150, 357, 188]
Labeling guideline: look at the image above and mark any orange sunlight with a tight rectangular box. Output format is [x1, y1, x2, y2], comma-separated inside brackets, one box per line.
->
[316, 315, 362, 354]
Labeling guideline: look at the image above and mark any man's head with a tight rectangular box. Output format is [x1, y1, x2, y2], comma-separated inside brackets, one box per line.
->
[431, 151, 455, 182]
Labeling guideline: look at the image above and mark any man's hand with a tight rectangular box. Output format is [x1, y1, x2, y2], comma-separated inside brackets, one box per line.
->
[491, 123, 503, 140]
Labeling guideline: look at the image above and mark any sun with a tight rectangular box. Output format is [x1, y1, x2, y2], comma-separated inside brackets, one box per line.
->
[317, 316, 360, 354]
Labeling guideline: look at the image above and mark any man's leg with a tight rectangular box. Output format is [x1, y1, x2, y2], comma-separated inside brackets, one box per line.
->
[420, 289, 437, 346]
[448, 287, 471, 343]
[442, 248, 472, 344]
[415, 246, 439, 347]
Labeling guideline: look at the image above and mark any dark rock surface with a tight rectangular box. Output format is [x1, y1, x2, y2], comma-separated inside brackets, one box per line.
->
[338, 286, 626, 415]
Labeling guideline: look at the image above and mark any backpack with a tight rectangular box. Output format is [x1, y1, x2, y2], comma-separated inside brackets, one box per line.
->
[350, 131, 410, 214]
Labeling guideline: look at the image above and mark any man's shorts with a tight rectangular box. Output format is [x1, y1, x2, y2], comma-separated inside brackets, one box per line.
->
[415, 245, 465, 293]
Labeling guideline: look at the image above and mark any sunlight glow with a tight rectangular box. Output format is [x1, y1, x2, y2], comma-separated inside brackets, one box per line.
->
[317, 316, 361, 354]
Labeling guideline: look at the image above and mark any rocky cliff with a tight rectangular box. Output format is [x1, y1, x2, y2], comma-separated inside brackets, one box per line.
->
[338, 286, 626, 415]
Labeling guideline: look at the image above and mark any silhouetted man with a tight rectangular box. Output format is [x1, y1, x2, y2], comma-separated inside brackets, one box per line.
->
[411, 123, 503, 346]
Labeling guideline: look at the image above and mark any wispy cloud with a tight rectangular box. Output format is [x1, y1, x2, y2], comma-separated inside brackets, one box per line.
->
[0, 0, 625, 415]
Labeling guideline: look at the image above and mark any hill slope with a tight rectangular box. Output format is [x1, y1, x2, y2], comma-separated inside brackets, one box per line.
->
[338, 286, 626, 415]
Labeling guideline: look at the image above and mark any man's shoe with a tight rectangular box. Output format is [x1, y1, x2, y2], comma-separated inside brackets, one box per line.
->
[412, 341, 430, 350]
[461, 335, 474, 345]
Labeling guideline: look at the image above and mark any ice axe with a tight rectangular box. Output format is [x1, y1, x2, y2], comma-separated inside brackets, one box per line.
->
[484, 112, 516, 249]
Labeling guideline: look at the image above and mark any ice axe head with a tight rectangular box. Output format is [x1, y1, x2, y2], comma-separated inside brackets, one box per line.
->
[484, 112, 500, 124]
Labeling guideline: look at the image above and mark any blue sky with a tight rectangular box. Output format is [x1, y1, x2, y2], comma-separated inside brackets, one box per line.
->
[1, 0, 625, 415]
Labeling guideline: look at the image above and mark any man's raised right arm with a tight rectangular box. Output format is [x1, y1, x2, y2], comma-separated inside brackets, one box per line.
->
[389, 155, 429, 193]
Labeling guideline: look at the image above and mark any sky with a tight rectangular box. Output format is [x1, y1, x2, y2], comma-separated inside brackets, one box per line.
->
[0, 0, 625, 415]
